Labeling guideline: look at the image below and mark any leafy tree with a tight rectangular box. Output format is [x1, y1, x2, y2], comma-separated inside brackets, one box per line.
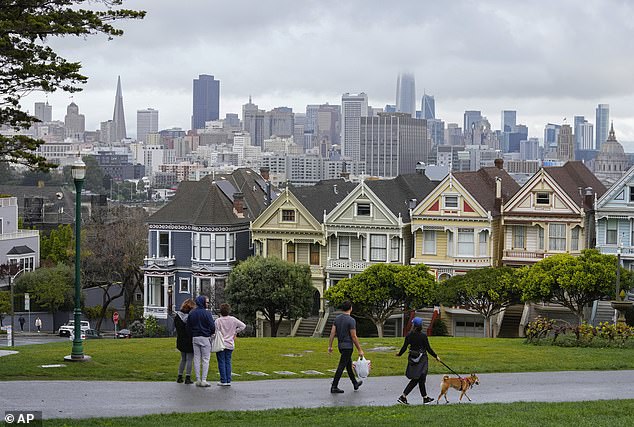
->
[439, 267, 520, 337]
[518, 249, 623, 323]
[0, 291, 10, 327]
[62, 155, 105, 193]
[0, 1, 144, 170]
[14, 264, 74, 313]
[81, 206, 147, 329]
[41, 224, 74, 265]
[226, 256, 314, 337]
[324, 263, 436, 337]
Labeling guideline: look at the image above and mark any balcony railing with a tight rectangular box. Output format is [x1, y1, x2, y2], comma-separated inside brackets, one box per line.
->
[503, 250, 545, 261]
[144, 257, 176, 268]
[144, 306, 168, 319]
[0, 230, 39, 241]
[327, 259, 372, 271]
[451, 256, 492, 266]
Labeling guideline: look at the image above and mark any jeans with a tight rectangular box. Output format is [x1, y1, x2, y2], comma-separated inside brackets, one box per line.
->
[178, 351, 193, 376]
[332, 348, 358, 388]
[193, 336, 211, 382]
[216, 348, 234, 383]
[403, 376, 428, 397]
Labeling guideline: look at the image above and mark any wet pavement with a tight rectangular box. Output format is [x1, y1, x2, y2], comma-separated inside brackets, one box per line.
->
[1, 370, 633, 419]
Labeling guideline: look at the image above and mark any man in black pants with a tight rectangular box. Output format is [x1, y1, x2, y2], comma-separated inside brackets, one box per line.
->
[328, 300, 364, 393]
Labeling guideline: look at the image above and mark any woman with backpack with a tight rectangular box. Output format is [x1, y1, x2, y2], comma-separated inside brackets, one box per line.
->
[395, 317, 441, 405]
[174, 298, 196, 384]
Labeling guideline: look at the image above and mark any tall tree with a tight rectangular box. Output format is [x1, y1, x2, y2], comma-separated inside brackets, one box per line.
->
[438, 267, 520, 337]
[0, 291, 10, 327]
[324, 263, 436, 337]
[518, 249, 624, 323]
[226, 256, 314, 337]
[14, 264, 74, 314]
[0, 1, 144, 170]
[40, 224, 74, 266]
[81, 206, 147, 330]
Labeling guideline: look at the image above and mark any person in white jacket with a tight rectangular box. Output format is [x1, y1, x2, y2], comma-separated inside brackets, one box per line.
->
[214, 303, 246, 386]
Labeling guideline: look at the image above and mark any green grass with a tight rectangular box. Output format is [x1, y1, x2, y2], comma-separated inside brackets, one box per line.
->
[46, 400, 634, 427]
[1, 336, 633, 382]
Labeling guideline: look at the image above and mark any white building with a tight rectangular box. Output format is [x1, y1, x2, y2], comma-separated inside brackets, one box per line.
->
[341, 92, 368, 161]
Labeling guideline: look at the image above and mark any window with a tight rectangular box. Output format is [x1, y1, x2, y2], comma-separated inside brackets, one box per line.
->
[158, 232, 170, 257]
[370, 234, 387, 261]
[606, 219, 617, 245]
[339, 236, 350, 259]
[630, 186, 634, 202]
[447, 231, 454, 256]
[549, 223, 566, 251]
[536, 192, 550, 205]
[457, 228, 474, 256]
[513, 226, 526, 249]
[281, 209, 295, 222]
[310, 243, 320, 265]
[8, 256, 34, 272]
[538, 226, 544, 250]
[571, 226, 580, 251]
[444, 195, 458, 209]
[267, 239, 282, 259]
[228, 234, 235, 260]
[192, 234, 198, 260]
[356, 203, 371, 216]
[148, 277, 164, 306]
[361, 236, 367, 261]
[179, 278, 189, 293]
[390, 237, 400, 262]
[479, 231, 488, 256]
[200, 234, 211, 260]
[286, 242, 295, 263]
[423, 230, 436, 255]
[215, 234, 226, 260]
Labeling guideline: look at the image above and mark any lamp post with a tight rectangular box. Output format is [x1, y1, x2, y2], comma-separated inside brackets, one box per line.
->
[65, 157, 90, 361]
[9, 266, 27, 347]
[616, 243, 622, 301]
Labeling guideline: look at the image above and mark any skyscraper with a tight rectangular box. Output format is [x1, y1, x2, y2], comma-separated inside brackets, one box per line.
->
[242, 96, 266, 147]
[463, 111, 482, 136]
[595, 104, 609, 149]
[395, 73, 416, 117]
[578, 121, 594, 151]
[557, 124, 574, 161]
[64, 102, 85, 140]
[34, 101, 52, 122]
[112, 76, 127, 142]
[544, 123, 561, 150]
[340, 92, 368, 161]
[501, 110, 516, 132]
[191, 74, 220, 131]
[137, 108, 159, 143]
[421, 94, 435, 119]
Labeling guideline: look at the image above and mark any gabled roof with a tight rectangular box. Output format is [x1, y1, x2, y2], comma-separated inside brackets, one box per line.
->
[543, 161, 606, 207]
[7, 245, 35, 255]
[597, 164, 634, 209]
[364, 173, 439, 222]
[148, 168, 276, 226]
[453, 167, 520, 215]
[288, 179, 356, 221]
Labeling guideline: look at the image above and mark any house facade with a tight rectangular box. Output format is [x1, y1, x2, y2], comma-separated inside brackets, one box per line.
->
[141, 168, 275, 321]
[0, 196, 40, 274]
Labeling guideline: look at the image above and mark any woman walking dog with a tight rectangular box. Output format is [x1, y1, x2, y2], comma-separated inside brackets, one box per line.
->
[396, 317, 440, 405]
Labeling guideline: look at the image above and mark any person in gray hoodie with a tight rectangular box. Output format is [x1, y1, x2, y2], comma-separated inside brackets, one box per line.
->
[174, 298, 196, 384]
[187, 295, 216, 387]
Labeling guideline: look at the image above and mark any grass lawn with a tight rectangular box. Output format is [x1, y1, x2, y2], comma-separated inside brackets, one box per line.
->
[46, 400, 634, 427]
[1, 336, 633, 382]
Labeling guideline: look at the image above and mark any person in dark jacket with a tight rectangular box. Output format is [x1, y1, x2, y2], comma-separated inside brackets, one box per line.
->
[174, 298, 196, 384]
[187, 295, 216, 387]
[396, 317, 440, 405]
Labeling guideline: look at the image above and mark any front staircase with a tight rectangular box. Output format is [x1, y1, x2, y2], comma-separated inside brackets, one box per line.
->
[294, 316, 320, 337]
[497, 304, 524, 338]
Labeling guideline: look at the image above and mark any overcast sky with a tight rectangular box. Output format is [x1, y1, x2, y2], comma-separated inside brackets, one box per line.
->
[24, 0, 634, 150]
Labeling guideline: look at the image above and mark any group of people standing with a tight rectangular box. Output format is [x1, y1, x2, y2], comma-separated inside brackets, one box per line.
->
[173, 295, 246, 387]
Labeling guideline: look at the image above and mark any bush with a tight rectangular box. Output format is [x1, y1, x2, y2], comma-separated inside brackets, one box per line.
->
[431, 318, 449, 336]
[526, 317, 634, 348]
[128, 320, 144, 337]
[144, 315, 167, 337]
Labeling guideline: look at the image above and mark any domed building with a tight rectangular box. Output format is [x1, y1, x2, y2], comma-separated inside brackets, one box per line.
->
[594, 123, 629, 187]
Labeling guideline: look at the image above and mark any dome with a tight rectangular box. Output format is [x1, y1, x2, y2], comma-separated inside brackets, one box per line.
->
[599, 123, 624, 155]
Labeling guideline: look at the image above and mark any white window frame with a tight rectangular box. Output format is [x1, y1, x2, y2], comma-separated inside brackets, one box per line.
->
[7, 256, 35, 272]
[281, 209, 296, 223]
[215, 234, 227, 261]
[443, 195, 459, 209]
[179, 278, 190, 293]
[606, 219, 617, 245]
[200, 233, 211, 260]
[147, 276, 164, 307]
[422, 230, 436, 255]
[356, 202, 371, 216]
[192, 233, 199, 260]
[457, 228, 475, 257]
[571, 226, 580, 251]
[513, 226, 526, 249]
[478, 230, 488, 257]
[390, 237, 400, 262]
[370, 234, 387, 262]
[549, 223, 567, 251]
[361, 236, 367, 261]
[538, 226, 544, 250]
[228, 233, 235, 260]
[338, 236, 350, 259]
[447, 231, 454, 256]
[536, 192, 550, 206]
[158, 231, 170, 258]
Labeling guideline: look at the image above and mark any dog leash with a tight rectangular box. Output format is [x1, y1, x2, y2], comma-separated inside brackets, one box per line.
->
[437, 359, 463, 379]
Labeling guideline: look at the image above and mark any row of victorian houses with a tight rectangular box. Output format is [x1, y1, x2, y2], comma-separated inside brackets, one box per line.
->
[141, 133, 634, 338]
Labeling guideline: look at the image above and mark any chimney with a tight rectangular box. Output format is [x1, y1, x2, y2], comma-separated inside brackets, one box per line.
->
[495, 176, 502, 199]
[583, 187, 593, 210]
[333, 184, 338, 195]
[233, 192, 244, 215]
[259, 167, 270, 181]
[494, 158, 504, 170]
[408, 198, 418, 209]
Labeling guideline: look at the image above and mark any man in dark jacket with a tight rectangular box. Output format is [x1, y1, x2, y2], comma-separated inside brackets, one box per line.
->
[174, 298, 195, 384]
[187, 295, 215, 387]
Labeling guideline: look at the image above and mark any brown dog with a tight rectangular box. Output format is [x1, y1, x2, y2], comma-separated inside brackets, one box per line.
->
[437, 374, 479, 403]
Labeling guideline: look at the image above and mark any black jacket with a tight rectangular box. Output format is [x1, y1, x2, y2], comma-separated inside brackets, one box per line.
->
[174, 311, 193, 353]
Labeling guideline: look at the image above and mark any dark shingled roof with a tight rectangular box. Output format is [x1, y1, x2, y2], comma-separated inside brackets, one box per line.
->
[365, 173, 440, 222]
[453, 167, 521, 215]
[148, 168, 274, 226]
[543, 161, 607, 206]
[289, 179, 357, 221]
[7, 245, 35, 255]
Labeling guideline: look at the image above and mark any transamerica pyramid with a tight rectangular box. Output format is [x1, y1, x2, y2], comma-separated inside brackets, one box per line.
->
[112, 76, 127, 141]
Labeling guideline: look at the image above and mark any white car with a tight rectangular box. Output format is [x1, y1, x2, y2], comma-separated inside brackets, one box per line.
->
[58, 320, 91, 337]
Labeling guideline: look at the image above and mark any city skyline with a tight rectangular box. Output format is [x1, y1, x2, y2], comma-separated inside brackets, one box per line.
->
[20, 0, 634, 149]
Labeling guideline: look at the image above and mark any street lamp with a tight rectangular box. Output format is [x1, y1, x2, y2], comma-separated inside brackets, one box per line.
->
[65, 157, 90, 361]
[8, 266, 26, 347]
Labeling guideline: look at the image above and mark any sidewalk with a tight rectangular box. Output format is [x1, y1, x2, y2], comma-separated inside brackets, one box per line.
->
[1, 370, 634, 420]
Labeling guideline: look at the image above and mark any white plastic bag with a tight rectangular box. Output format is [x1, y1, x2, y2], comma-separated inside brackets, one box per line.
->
[352, 356, 371, 379]
[210, 330, 226, 353]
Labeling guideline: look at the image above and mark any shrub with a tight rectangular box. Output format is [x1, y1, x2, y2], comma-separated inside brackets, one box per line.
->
[144, 315, 167, 338]
[431, 318, 449, 336]
[525, 316, 554, 343]
[128, 320, 144, 337]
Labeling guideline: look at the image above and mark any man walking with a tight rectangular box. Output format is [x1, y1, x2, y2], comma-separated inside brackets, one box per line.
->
[18, 316, 25, 331]
[328, 300, 364, 393]
[35, 317, 42, 332]
[187, 296, 215, 387]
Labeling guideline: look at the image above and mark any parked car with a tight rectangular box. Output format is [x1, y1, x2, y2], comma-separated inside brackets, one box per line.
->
[58, 320, 91, 337]
[83, 329, 103, 339]
[116, 328, 132, 339]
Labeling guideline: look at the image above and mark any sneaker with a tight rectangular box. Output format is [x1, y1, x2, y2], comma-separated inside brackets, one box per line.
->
[330, 387, 344, 394]
[353, 380, 363, 391]
[176, 375, 183, 383]
[195, 381, 202, 387]
[200, 381, 211, 387]
[397, 395, 409, 405]
[184, 376, 193, 385]
[217, 382, 224, 386]
[222, 382, 231, 386]
[423, 396, 434, 404]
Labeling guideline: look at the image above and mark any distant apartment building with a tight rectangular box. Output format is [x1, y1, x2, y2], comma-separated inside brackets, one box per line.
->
[341, 93, 368, 161]
[159, 162, 204, 183]
[34, 101, 52, 122]
[94, 151, 145, 181]
[519, 138, 540, 161]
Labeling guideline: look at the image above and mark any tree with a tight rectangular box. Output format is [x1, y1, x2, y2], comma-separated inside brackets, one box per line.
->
[438, 267, 520, 337]
[62, 155, 105, 193]
[14, 264, 74, 313]
[81, 206, 147, 330]
[324, 263, 436, 337]
[518, 249, 623, 323]
[0, 1, 145, 170]
[226, 256, 314, 337]
[0, 291, 10, 327]
[41, 224, 74, 266]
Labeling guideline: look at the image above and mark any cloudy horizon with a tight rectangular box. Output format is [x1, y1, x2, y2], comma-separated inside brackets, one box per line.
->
[22, 0, 634, 150]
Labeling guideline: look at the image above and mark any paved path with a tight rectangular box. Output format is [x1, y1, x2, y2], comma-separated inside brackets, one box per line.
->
[1, 370, 633, 419]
